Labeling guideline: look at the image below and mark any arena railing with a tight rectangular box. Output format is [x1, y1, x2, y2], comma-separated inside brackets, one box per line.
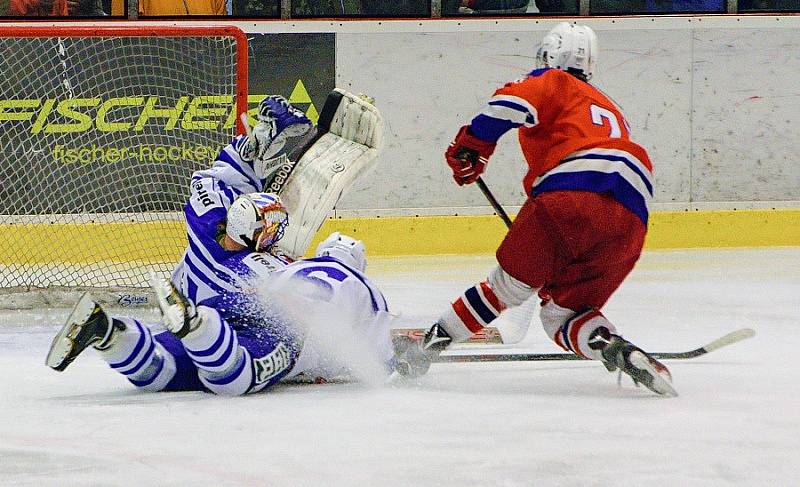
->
[0, 0, 797, 19]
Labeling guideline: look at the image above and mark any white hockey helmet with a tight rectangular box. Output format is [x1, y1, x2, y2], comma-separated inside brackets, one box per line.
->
[315, 232, 367, 273]
[535, 22, 598, 81]
[226, 193, 288, 252]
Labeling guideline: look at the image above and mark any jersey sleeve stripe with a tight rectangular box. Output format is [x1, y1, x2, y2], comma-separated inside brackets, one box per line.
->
[183, 271, 197, 302]
[215, 179, 238, 208]
[488, 95, 538, 126]
[470, 114, 516, 142]
[184, 248, 238, 293]
[182, 257, 234, 300]
[216, 148, 261, 191]
[186, 239, 239, 289]
[185, 225, 245, 285]
[470, 95, 538, 142]
[303, 256, 387, 312]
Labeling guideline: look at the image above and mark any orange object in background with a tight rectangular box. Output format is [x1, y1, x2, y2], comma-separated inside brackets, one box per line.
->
[138, 0, 226, 15]
[10, 0, 68, 16]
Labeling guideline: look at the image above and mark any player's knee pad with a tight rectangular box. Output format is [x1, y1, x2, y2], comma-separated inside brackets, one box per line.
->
[540, 300, 617, 360]
[488, 265, 536, 307]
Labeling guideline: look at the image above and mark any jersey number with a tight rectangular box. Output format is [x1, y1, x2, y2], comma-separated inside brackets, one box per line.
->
[294, 265, 348, 301]
[590, 104, 623, 138]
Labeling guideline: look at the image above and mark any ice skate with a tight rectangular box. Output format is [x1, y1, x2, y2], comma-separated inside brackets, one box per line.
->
[393, 321, 452, 378]
[150, 273, 200, 339]
[46, 292, 122, 371]
[589, 327, 677, 397]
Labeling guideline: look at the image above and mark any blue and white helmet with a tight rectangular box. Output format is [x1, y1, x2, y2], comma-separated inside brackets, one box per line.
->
[315, 232, 367, 273]
[536, 22, 598, 81]
[226, 193, 288, 252]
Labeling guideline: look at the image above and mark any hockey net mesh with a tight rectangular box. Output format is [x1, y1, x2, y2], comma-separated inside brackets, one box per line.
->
[0, 28, 246, 297]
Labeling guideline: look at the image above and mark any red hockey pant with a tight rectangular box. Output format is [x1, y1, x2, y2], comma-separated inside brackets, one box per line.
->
[496, 191, 646, 311]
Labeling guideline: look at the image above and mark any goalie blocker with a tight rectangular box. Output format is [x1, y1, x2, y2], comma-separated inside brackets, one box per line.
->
[265, 89, 384, 259]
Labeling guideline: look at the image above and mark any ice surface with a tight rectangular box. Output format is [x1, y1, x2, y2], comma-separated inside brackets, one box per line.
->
[1, 248, 799, 486]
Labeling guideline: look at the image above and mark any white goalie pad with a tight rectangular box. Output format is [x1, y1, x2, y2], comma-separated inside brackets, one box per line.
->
[275, 89, 383, 259]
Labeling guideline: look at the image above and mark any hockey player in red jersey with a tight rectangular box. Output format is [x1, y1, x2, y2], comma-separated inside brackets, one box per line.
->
[395, 22, 676, 396]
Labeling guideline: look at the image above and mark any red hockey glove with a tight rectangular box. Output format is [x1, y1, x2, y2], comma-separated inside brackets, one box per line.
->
[445, 125, 496, 186]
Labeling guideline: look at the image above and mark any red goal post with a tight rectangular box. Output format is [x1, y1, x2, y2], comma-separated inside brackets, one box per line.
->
[0, 25, 249, 307]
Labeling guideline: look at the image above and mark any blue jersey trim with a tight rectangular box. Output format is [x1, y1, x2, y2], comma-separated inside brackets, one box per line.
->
[303, 256, 387, 312]
[216, 149, 261, 191]
[561, 153, 653, 196]
[488, 98, 536, 125]
[528, 67, 551, 77]
[470, 114, 515, 143]
[532, 171, 649, 225]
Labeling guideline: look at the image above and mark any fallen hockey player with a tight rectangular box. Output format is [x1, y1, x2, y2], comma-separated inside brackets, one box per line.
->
[46, 91, 394, 394]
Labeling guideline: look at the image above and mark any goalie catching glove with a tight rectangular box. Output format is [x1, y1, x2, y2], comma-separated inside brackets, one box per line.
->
[236, 95, 312, 164]
[444, 125, 496, 186]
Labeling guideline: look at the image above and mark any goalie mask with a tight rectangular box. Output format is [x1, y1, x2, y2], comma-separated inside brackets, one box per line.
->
[535, 22, 597, 81]
[315, 232, 367, 273]
[226, 193, 288, 252]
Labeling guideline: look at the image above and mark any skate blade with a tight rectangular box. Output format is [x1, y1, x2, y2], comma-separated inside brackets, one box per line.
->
[45, 292, 96, 371]
[629, 351, 678, 397]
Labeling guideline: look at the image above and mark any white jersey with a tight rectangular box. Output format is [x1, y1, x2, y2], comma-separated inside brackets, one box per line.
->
[170, 135, 289, 308]
[261, 256, 395, 382]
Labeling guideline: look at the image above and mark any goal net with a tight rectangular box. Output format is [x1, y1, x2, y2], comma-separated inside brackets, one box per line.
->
[0, 25, 248, 307]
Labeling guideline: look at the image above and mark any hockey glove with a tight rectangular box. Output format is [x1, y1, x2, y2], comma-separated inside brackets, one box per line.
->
[445, 125, 496, 186]
[240, 95, 313, 163]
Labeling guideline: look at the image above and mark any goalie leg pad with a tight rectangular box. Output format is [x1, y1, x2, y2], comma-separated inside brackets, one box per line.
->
[327, 88, 383, 149]
[276, 89, 384, 259]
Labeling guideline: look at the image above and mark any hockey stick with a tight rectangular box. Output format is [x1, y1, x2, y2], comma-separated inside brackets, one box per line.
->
[476, 177, 513, 228]
[434, 328, 755, 363]
[392, 326, 504, 345]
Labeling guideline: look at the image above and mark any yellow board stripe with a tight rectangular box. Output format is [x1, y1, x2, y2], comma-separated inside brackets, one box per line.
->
[1, 209, 798, 264]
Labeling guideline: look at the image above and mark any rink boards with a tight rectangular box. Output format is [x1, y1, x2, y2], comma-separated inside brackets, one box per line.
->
[1, 208, 799, 266]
